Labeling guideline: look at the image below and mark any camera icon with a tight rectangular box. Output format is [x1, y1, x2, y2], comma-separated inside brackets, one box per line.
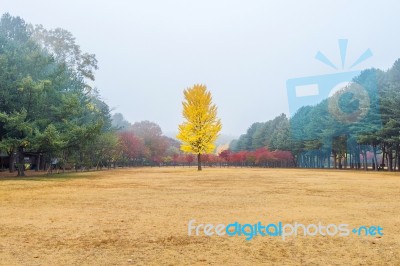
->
[286, 40, 381, 166]
[287, 70, 361, 124]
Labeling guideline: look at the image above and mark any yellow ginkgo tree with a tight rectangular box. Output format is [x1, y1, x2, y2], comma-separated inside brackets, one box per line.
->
[177, 84, 222, 171]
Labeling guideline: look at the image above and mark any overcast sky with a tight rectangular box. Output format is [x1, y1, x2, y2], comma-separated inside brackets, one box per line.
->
[1, 1, 400, 137]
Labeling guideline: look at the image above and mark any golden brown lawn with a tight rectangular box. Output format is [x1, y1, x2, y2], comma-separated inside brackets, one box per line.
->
[0, 168, 399, 265]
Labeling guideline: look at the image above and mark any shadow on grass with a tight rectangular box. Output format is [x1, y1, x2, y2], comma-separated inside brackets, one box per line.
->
[0, 170, 104, 182]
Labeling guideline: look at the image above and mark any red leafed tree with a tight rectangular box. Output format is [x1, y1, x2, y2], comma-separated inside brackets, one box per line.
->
[255, 148, 274, 166]
[201, 154, 220, 167]
[185, 154, 195, 167]
[131, 121, 168, 160]
[220, 148, 295, 167]
[171, 153, 195, 167]
[231, 151, 247, 166]
[245, 151, 256, 166]
[118, 132, 149, 165]
[219, 150, 231, 163]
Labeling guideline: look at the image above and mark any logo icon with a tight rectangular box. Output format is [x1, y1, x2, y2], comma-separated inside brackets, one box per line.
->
[286, 39, 381, 167]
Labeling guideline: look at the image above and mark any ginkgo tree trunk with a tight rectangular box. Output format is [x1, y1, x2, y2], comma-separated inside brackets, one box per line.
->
[177, 84, 222, 171]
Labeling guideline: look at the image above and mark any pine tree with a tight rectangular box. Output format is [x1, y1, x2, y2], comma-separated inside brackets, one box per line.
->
[177, 84, 222, 171]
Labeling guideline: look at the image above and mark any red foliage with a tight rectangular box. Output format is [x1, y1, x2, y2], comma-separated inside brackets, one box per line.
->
[219, 150, 231, 162]
[185, 154, 195, 163]
[230, 151, 247, 164]
[217, 148, 293, 166]
[118, 132, 149, 160]
[202, 154, 220, 163]
[171, 153, 195, 164]
[253, 148, 272, 164]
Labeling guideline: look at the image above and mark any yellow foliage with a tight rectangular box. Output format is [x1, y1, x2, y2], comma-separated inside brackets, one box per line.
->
[176, 84, 222, 154]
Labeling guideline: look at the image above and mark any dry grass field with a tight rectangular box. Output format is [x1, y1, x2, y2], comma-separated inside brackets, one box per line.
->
[0, 168, 399, 265]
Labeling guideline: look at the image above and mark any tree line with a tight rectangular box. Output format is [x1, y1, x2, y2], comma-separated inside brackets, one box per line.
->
[230, 61, 400, 171]
[0, 13, 112, 176]
[2, 13, 400, 174]
[0, 14, 181, 176]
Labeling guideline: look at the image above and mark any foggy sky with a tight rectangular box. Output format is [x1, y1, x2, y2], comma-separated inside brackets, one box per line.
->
[1, 1, 400, 137]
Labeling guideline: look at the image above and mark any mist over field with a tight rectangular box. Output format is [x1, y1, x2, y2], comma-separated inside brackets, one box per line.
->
[1, 1, 400, 265]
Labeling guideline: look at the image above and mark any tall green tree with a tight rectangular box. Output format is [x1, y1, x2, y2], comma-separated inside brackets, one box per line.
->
[0, 13, 116, 175]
